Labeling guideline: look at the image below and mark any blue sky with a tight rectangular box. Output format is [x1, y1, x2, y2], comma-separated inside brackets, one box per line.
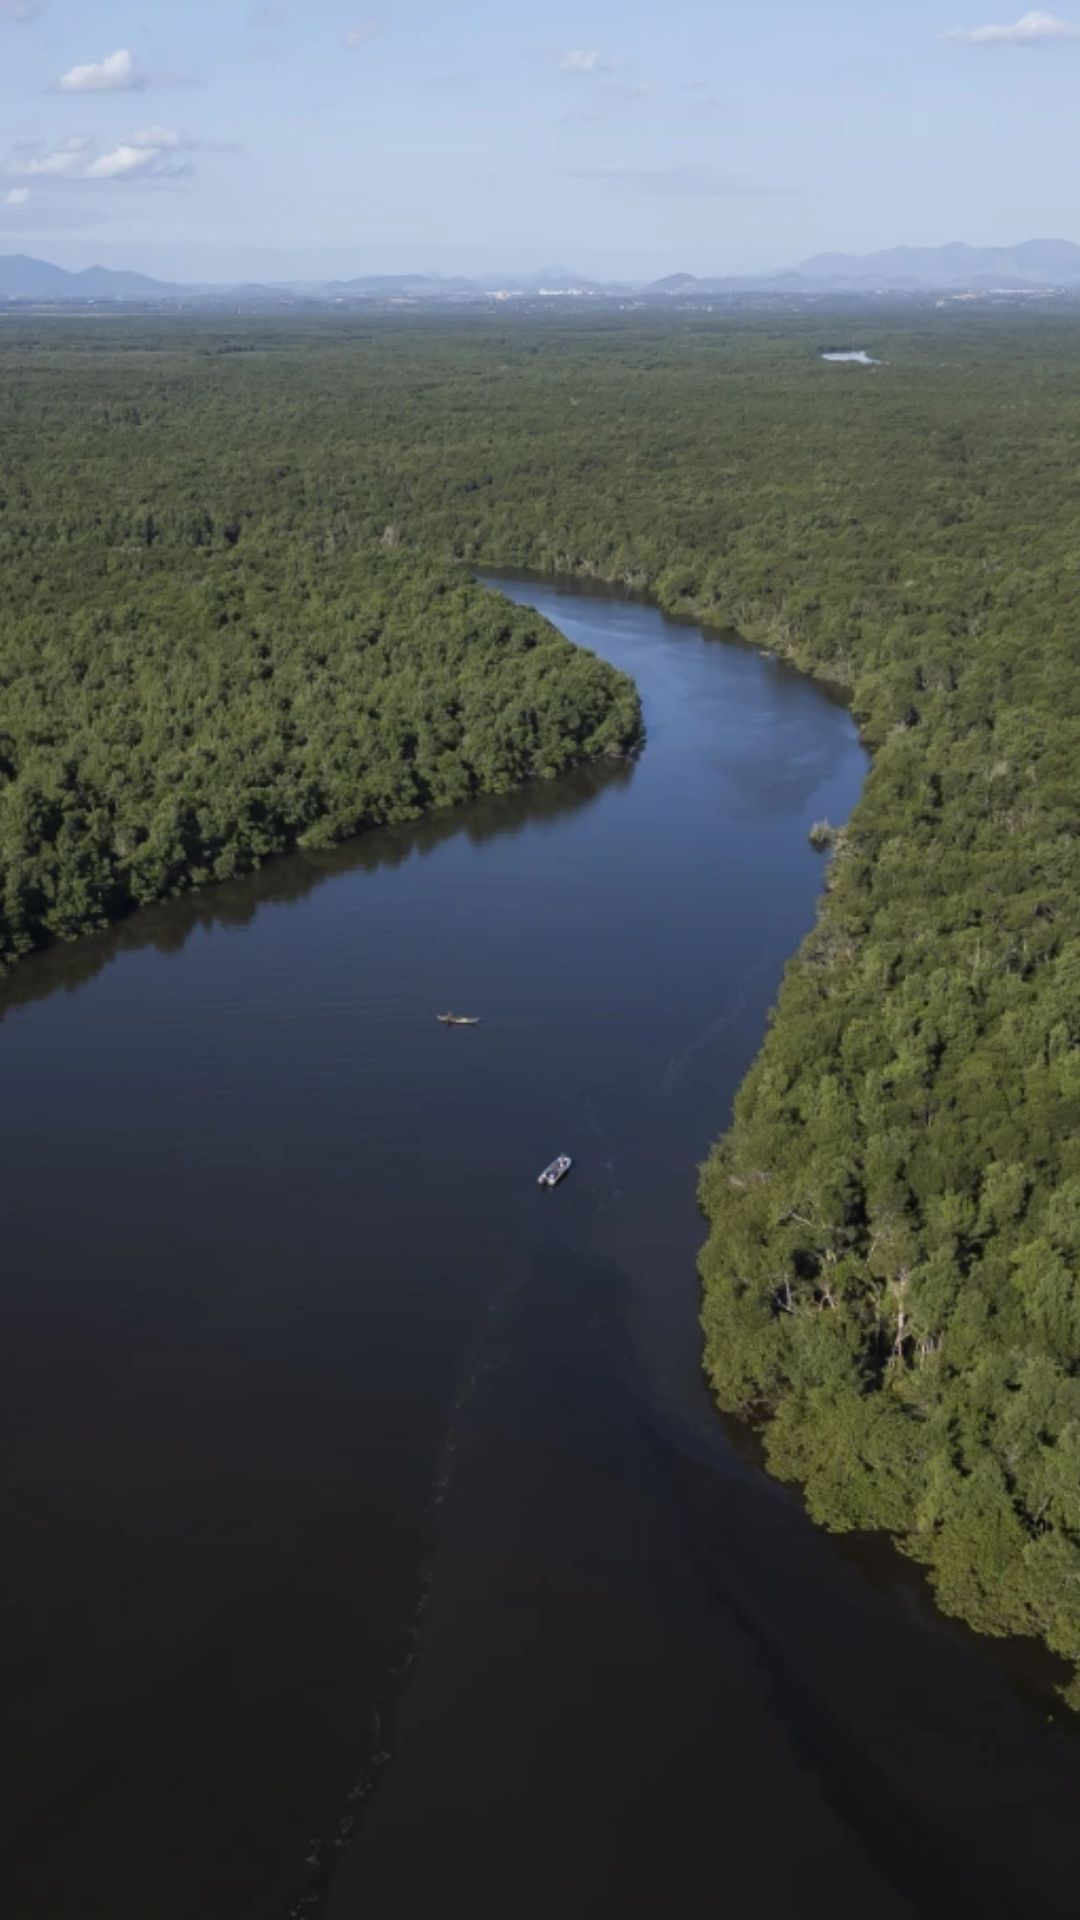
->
[2, 0, 1080, 279]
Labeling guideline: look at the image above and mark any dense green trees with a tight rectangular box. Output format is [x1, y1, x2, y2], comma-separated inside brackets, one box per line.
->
[6, 307, 1080, 1692]
[0, 335, 640, 967]
[0, 551, 640, 967]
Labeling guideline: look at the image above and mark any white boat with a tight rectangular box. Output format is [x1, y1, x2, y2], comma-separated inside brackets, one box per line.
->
[538, 1154, 573, 1188]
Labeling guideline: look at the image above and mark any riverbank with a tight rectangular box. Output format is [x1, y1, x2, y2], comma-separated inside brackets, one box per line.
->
[7, 310, 1080, 1908]
[0, 549, 641, 977]
[483, 527, 1080, 1704]
[0, 581, 858, 1917]
[7, 575, 1080, 1917]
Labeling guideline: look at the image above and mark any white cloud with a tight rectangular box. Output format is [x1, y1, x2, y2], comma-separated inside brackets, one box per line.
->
[346, 19, 382, 47]
[60, 48, 145, 92]
[944, 9, 1080, 42]
[85, 144, 159, 180]
[4, 187, 30, 205]
[559, 49, 603, 72]
[129, 126, 185, 150]
[23, 152, 80, 175]
[21, 136, 90, 177]
[14, 127, 199, 184]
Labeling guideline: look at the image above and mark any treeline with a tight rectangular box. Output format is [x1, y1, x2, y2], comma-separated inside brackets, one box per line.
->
[0, 333, 641, 968]
[6, 308, 1080, 1693]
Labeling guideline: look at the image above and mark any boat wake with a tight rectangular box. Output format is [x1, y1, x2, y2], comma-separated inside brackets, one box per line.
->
[286, 1257, 532, 1918]
[581, 1094, 622, 1206]
[660, 956, 772, 1095]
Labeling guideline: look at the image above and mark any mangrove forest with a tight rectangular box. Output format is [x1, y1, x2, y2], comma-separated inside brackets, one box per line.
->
[4, 308, 1080, 1695]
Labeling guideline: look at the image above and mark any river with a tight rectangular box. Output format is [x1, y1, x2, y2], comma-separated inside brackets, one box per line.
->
[2, 578, 1079, 1920]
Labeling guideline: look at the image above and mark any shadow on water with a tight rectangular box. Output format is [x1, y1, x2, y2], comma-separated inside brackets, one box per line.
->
[0, 755, 633, 1024]
[8, 571, 1080, 1920]
[290, 1221, 636, 1920]
[326, 1206, 1080, 1920]
[707, 1399, 1076, 1713]
[325, 1189, 1080, 1920]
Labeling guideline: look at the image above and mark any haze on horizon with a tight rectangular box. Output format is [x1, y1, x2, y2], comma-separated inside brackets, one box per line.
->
[2, 0, 1080, 284]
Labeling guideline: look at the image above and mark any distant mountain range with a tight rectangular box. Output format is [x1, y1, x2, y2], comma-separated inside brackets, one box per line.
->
[0, 256, 632, 304]
[668, 239, 1080, 295]
[0, 254, 188, 301]
[5, 241, 1080, 306]
[646, 239, 1080, 296]
[795, 238, 1080, 289]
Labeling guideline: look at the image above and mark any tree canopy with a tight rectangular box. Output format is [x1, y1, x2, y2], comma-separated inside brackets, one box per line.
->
[0, 320, 642, 969]
[5, 307, 1080, 1693]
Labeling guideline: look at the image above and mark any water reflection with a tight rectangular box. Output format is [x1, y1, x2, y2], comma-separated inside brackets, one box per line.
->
[0, 756, 633, 1023]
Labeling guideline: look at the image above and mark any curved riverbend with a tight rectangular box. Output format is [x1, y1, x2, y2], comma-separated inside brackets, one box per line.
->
[2, 581, 1080, 1920]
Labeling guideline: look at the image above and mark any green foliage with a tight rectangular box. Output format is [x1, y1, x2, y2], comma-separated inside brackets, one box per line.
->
[0, 329, 642, 967]
[6, 307, 1080, 1694]
[659, 310, 1080, 1703]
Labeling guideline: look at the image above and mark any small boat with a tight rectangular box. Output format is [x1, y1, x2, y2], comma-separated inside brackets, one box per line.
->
[437, 1013, 481, 1026]
[538, 1154, 573, 1188]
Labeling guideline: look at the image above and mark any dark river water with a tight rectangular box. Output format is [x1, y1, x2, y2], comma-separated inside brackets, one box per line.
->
[3, 579, 1080, 1920]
